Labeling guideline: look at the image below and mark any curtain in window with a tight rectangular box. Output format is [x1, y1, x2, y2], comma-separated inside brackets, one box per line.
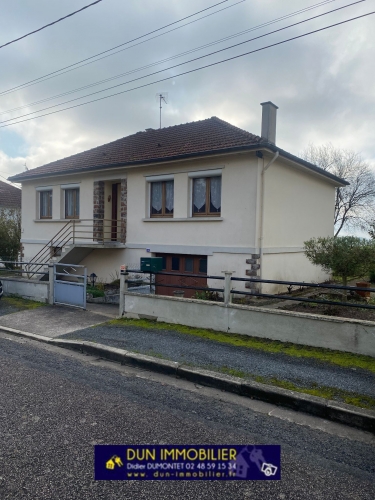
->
[193, 178, 206, 212]
[65, 190, 74, 218]
[65, 189, 79, 218]
[40, 191, 52, 217]
[210, 177, 221, 212]
[165, 181, 174, 214]
[151, 182, 162, 214]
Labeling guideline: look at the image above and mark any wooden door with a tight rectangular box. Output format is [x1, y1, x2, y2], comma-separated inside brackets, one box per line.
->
[155, 254, 207, 298]
[111, 183, 119, 241]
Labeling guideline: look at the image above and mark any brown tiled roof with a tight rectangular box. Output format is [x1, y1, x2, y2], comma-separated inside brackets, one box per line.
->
[8, 116, 349, 186]
[0, 181, 21, 209]
[9, 117, 262, 181]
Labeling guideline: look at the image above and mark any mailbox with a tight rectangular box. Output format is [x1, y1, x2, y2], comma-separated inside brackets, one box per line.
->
[140, 257, 163, 273]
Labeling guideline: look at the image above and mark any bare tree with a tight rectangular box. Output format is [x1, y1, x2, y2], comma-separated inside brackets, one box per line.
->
[301, 143, 375, 237]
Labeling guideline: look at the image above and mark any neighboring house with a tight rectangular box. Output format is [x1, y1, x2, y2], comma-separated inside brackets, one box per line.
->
[0, 180, 21, 213]
[9, 102, 348, 294]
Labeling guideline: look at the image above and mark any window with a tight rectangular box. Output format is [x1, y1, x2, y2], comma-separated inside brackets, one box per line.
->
[192, 176, 221, 216]
[199, 257, 207, 274]
[185, 257, 194, 273]
[171, 257, 180, 271]
[65, 188, 80, 219]
[150, 180, 174, 217]
[40, 190, 52, 219]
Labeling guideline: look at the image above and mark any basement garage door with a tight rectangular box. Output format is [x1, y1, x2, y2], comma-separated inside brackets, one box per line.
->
[155, 254, 207, 298]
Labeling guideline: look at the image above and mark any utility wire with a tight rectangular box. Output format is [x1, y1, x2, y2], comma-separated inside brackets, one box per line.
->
[0, 0, 233, 96]
[0, 0, 364, 125]
[0, 0, 246, 99]
[0, 0, 340, 117]
[1, 10, 373, 130]
[0, 0, 104, 50]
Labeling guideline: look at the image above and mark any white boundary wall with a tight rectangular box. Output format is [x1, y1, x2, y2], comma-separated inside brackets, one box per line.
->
[123, 292, 375, 358]
[1, 277, 49, 303]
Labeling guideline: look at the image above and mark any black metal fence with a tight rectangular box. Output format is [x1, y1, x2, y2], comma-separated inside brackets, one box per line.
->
[0, 260, 48, 277]
[125, 269, 224, 295]
[125, 269, 375, 310]
[231, 277, 375, 310]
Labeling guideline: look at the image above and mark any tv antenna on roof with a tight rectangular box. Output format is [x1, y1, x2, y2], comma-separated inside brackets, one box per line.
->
[156, 92, 168, 129]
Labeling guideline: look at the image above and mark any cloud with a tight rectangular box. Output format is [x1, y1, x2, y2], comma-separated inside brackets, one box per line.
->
[0, 0, 374, 178]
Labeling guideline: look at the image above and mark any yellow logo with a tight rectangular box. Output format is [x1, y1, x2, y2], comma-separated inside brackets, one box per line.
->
[106, 455, 124, 470]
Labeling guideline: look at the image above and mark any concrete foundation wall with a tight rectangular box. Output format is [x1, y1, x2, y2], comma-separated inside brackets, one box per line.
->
[2, 277, 49, 303]
[123, 292, 375, 357]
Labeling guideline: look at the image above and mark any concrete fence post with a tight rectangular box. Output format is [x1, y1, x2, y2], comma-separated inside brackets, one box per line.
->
[119, 270, 128, 316]
[48, 264, 54, 305]
[222, 271, 234, 305]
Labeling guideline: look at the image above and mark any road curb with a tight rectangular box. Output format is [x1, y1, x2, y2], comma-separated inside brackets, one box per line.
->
[1, 325, 374, 434]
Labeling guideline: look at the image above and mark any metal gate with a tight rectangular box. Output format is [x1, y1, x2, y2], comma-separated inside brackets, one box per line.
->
[54, 263, 87, 309]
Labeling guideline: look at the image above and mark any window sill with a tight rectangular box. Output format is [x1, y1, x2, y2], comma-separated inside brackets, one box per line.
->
[143, 217, 223, 222]
[33, 219, 82, 223]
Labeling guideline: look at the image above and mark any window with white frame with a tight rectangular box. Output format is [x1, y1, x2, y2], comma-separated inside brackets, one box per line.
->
[39, 190, 52, 219]
[65, 188, 80, 219]
[150, 180, 174, 217]
[192, 176, 221, 216]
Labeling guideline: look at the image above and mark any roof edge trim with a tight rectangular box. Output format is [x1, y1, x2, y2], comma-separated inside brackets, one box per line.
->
[9, 143, 349, 186]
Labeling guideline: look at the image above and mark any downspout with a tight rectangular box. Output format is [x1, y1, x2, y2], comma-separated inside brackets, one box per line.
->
[258, 150, 279, 292]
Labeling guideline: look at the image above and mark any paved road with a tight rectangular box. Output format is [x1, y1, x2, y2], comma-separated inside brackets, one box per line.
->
[60, 323, 375, 398]
[0, 332, 374, 500]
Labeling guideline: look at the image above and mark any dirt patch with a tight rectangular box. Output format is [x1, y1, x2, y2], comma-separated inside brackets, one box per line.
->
[281, 302, 375, 322]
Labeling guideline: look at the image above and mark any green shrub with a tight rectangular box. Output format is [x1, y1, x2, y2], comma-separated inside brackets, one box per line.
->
[87, 285, 104, 298]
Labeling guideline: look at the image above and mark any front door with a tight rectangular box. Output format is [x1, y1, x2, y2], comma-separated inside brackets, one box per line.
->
[155, 254, 207, 298]
[111, 183, 119, 241]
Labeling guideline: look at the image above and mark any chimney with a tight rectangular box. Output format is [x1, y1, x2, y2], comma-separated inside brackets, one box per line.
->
[260, 101, 278, 145]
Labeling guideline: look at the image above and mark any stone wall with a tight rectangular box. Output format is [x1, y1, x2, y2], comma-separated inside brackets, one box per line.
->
[120, 178, 127, 243]
[93, 181, 104, 241]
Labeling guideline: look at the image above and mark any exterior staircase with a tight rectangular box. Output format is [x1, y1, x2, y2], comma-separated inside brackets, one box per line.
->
[26, 219, 124, 279]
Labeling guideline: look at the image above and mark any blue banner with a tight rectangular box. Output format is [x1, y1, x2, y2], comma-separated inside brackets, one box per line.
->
[95, 445, 281, 481]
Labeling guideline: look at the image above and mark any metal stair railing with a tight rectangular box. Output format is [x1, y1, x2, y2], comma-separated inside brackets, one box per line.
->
[26, 221, 74, 278]
[26, 219, 123, 278]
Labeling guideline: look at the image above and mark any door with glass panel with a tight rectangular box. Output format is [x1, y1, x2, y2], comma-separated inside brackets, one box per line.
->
[154, 254, 207, 298]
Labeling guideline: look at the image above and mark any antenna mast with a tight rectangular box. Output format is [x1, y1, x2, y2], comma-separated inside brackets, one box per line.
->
[156, 92, 168, 129]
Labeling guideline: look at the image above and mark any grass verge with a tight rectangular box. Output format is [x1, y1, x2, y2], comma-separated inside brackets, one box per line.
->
[103, 342, 375, 410]
[108, 317, 375, 374]
[219, 366, 375, 409]
[2, 295, 45, 311]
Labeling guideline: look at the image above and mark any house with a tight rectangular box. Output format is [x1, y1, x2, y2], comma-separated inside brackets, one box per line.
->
[0, 180, 21, 212]
[9, 102, 348, 295]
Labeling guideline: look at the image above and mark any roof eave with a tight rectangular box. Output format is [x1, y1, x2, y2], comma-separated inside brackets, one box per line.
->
[259, 142, 349, 187]
[9, 143, 349, 187]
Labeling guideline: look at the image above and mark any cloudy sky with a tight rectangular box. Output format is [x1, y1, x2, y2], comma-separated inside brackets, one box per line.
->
[0, 0, 374, 183]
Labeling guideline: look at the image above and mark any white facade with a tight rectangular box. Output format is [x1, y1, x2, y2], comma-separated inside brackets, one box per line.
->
[20, 148, 339, 293]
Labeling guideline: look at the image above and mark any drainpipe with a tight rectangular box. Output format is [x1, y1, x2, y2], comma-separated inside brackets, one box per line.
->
[258, 150, 279, 292]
